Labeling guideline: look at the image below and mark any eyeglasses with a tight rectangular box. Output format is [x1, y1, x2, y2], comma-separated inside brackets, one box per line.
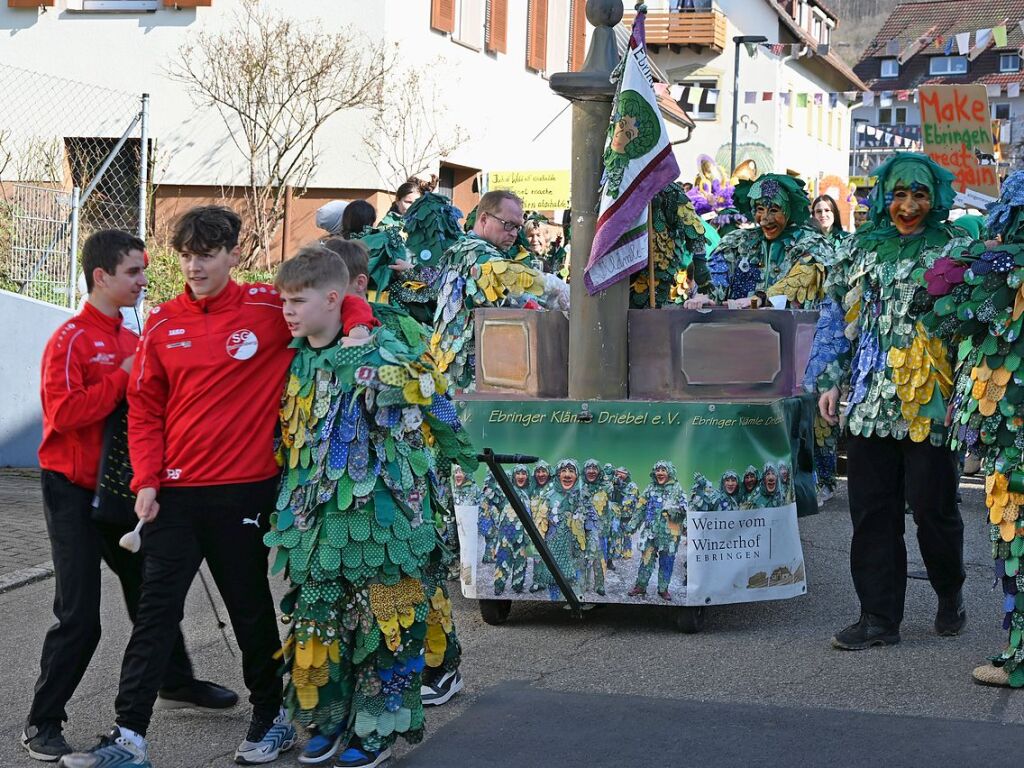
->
[487, 212, 525, 232]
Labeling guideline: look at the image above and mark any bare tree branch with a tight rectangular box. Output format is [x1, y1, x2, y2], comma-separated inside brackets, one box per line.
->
[166, 0, 394, 265]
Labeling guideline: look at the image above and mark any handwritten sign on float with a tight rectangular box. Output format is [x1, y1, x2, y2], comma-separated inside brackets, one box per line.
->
[488, 170, 570, 210]
[918, 84, 1000, 198]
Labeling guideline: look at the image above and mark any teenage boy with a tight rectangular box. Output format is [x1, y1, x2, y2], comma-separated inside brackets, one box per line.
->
[25, 230, 236, 763]
[61, 208, 296, 768]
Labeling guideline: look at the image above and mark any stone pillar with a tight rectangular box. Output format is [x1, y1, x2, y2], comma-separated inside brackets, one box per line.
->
[549, 0, 628, 401]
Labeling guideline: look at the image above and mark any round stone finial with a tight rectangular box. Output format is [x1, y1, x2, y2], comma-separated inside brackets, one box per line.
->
[586, 0, 623, 28]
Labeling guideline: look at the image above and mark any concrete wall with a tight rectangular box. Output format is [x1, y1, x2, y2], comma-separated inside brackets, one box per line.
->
[0, 290, 73, 468]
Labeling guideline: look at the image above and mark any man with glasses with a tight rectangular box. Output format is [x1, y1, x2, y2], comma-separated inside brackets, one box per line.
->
[431, 190, 569, 392]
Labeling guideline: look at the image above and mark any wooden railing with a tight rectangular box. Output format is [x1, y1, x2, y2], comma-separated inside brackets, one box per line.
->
[621, 9, 727, 53]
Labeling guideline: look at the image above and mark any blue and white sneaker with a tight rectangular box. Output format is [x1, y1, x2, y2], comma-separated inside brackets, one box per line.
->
[333, 745, 391, 768]
[298, 726, 345, 765]
[58, 727, 150, 768]
[234, 708, 297, 765]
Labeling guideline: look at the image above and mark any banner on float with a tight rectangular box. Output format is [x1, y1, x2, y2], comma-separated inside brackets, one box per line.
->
[454, 399, 807, 608]
[488, 170, 570, 211]
[918, 84, 1000, 198]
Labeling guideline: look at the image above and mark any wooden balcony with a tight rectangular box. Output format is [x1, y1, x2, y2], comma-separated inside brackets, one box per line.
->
[622, 9, 727, 54]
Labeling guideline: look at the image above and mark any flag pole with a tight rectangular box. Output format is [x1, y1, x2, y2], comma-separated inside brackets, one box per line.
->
[647, 207, 655, 308]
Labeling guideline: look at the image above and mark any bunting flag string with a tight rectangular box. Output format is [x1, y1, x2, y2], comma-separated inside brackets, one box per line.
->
[859, 22, 1024, 64]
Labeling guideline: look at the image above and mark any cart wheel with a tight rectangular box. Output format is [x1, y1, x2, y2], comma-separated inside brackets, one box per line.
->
[479, 599, 512, 626]
[675, 606, 706, 634]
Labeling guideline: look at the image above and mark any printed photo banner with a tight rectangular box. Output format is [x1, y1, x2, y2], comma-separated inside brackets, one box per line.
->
[453, 399, 808, 609]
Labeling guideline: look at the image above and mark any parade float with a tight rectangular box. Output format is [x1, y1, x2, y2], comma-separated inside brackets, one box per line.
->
[448, 1, 817, 634]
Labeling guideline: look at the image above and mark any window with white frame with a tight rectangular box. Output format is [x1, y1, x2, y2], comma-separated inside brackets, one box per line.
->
[453, 0, 485, 51]
[878, 106, 907, 124]
[992, 102, 1012, 120]
[1001, 53, 1021, 73]
[929, 56, 968, 75]
[679, 80, 718, 121]
[546, 0, 570, 76]
[66, 0, 159, 10]
[880, 58, 899, 78]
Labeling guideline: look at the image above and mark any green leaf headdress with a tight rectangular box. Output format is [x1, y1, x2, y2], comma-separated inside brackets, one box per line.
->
[734, 173, 811, 228]
[868, 151, 954, 229]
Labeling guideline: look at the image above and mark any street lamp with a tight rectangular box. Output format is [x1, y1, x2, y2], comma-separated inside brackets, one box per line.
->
[730, 34, 768, 175]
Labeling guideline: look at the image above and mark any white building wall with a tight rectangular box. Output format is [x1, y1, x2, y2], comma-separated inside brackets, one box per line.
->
[0, 0, 579, 191]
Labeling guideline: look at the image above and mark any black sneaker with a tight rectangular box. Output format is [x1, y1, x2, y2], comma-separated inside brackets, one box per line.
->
[157, 679, 239, 710]
[21, 722, 71, 762]
[935, 591, 967, 636]
[420, 669, 463, 706]
[831, 614, 900, 650]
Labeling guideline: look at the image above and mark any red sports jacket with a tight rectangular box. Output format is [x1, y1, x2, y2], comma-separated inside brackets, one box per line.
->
[128, 281, 294, 493]
[39, 302, 138, 489]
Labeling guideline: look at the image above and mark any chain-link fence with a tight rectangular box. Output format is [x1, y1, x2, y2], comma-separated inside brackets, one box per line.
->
[0, 63, 148, 306]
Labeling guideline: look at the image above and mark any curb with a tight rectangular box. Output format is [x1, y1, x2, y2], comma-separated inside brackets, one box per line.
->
[0, 561, 54, 594]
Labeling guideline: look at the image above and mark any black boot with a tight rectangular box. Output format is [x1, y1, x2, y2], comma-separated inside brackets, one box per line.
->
[831, 613, 900, 650]
[935, 591, 966, 636]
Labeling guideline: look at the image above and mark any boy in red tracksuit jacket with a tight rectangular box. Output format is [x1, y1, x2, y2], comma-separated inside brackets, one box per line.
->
[61, 207, 378, 768]
[25, 230, 235, 764]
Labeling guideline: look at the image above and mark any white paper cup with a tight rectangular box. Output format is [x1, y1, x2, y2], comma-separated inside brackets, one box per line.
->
[768, 295, 787, 309]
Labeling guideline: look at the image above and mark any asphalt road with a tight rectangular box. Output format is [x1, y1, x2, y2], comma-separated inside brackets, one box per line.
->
[1, 475, 1021, 767]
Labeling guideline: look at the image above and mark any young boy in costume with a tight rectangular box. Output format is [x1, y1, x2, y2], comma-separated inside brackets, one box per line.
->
[268, 245, 474, 767]
[25, 230, 236, 764]
[324, 238, 466, 711]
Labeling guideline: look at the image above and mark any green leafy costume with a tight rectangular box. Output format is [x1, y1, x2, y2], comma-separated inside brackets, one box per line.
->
[607, 467, 639, 562]
[629, 183, 712, 307]
[493, 465, 531, 595]
[580, 459, 611, 596]
[267, 327, 475, 751]
[431, 233, 550, 392]
[531, 459, 589, 601]
[718, 470, 742, 511]
[752, 462, 784, 508]
[528, 461, 554, 591]
[707, 174, 834, 307]
[738, 465, 760, 509]
[688, 472, 722, 512]
[806, 153, 971, 446]
[629, 461, 687, 597]
[923, 171, 1024, 685]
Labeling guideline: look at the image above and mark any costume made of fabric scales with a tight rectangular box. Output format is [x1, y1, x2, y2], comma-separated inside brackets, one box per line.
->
[606, 468, 639, 562]
[925, 171, 1024, 685]
[492, 465, 531, 596]
[431, 234, 549, 393]
[530, 459, 590, 601]
[630, 183, 712, 307]
[808, 153, 971, 447]
[629, 461, 688, 595]
[265, 327, 475, 751]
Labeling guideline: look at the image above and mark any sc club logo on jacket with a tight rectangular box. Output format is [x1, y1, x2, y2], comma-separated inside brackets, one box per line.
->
[226, 328, 258, 360]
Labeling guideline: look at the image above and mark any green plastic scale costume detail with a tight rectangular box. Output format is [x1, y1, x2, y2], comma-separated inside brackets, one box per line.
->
[492, 464, 531, 595]
[706, 174, 834, 307]
[628, 461, 687, 599]
[580, 459, 611, 596]
[808, 153, 971, 446]
[922, 171, 1024, 686]
[265, 327, 475, 752]
[530, 459, 590, 601]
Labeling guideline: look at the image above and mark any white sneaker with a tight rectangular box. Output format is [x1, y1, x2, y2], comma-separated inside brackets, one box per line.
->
[420, 669, 463, 706]
[234, 708, 296, 765]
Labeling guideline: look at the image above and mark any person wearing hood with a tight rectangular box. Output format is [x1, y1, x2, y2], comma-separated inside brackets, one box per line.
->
[684, 173, 834, 310]
[924, 171, 1024, 687]
[315, 200, 349, 236]
[478, 476, 502, 565]
[607, 466, 639, 567]
[580, 459, 611, 596]
[532, 459, 589, 601]
[719, 469, 742, 511]
[739, 465, 760, 509]
[688, 472, 722, 512]
[627, 461, 688, 601]
[753, 463, 784, 508]
[809, 152, 971, 651]
[525, 461, 554, 589]
[778, 462, 794, 504]
[853, 198, 870, 230]
[493, 464, 531, 596]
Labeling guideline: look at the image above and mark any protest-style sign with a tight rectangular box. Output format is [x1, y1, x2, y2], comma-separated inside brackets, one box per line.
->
[488, 170, 570, 211]
[918, 84, 1000, 198]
